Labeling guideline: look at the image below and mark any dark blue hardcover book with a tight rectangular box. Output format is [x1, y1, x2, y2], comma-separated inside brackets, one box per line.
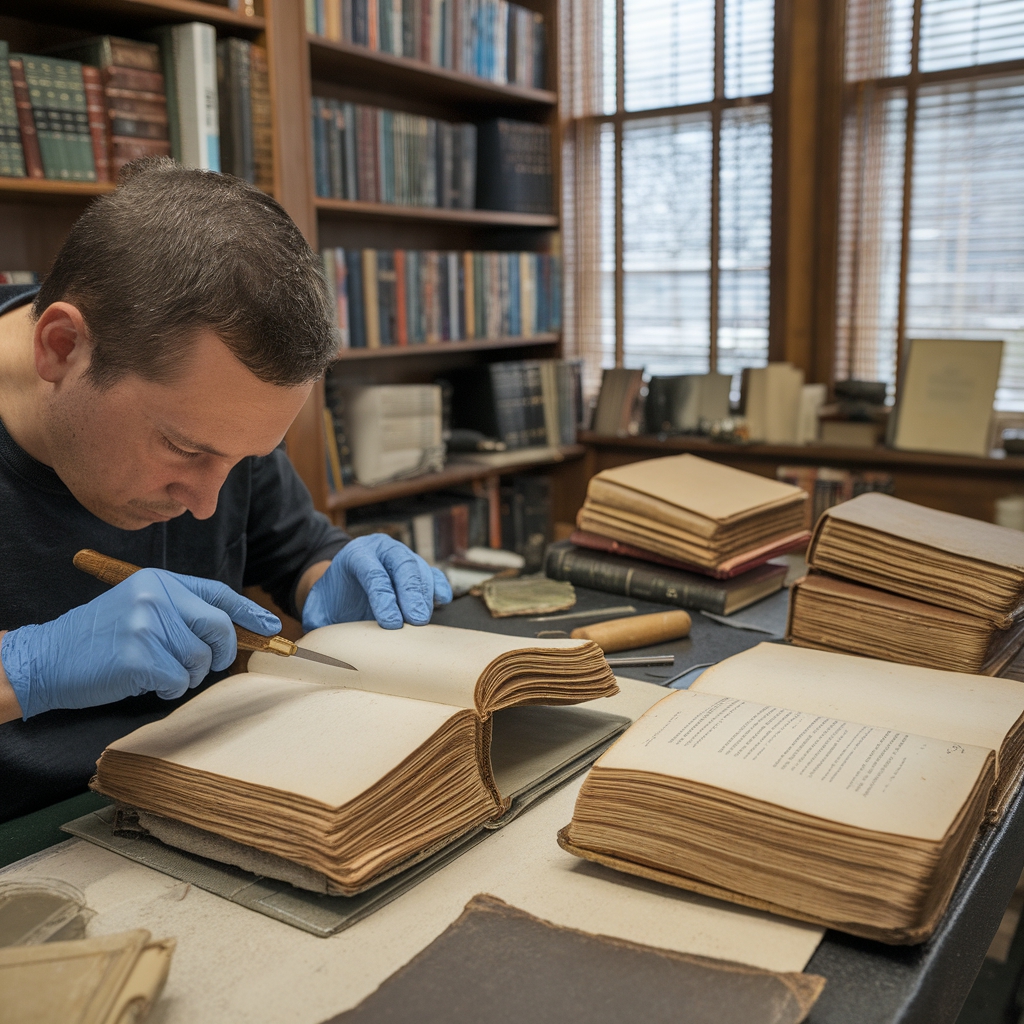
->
[550, 255, 562, 331]
[353, 0, 369, 45]
[345, 248, 367, 348]
[312, 97, 330, 197]
[509, 252, 521, 337]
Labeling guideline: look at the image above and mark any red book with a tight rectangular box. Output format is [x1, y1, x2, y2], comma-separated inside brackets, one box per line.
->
[394, 249, 408, 345]
[81, 66, 112, 183]
[568, 529, 811, 581]
[8, 59, 43, 179]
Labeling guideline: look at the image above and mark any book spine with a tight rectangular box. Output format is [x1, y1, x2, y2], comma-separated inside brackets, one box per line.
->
[0, 45, 27, 178]
[104, 66, 165, 93]
[326, 99, 343, 197]
[544, 545, 730, 615]
[345, 248, 366, 347]
[343, 102, 357, 200]
[333, 247, 350, 348]
[377, 250, 396, 346]
[236, 40, 254, 184]
[362, 248, 381, 348]
[394, 249, 408, 345]
[250, 44, 273, 192]
[174, 22, 220, 171]
[312, 98, 329, 196]
[81, 66, 111, 182]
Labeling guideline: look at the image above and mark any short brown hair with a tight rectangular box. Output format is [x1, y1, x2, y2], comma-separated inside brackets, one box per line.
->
[34, 158, 335, 388]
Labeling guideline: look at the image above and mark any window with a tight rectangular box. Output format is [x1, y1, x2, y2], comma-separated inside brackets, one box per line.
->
[835, 0, 1024, 408]
[561, 0, 775, 394]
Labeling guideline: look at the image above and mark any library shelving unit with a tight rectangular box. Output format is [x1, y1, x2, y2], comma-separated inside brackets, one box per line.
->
[0, 0, 572, 538]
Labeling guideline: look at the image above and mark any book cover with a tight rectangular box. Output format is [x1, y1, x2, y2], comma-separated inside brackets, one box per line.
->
[8, 59, 43, 179]
[345, 248, 367, 348]
[362, 248, 381, 348]
[80, 66, 111, 182]
[166, 22, 220, 171]
[250, 44, 273, 192]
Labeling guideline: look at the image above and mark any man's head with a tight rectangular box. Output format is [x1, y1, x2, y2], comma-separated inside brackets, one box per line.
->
[27, 159, 336, 530]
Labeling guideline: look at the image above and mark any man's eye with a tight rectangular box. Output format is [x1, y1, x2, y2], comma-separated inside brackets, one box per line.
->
[162, 437, 202, 459]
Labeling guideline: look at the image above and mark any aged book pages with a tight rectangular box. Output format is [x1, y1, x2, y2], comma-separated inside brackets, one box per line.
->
[591, 455, 806, 527]
[594, 689, 988, 840]
[808, 492, 1024, 625]
[692, 642, 1024, 819]
[562, 645, 1000, 943]
[786, 573, 1024, 675]
[0, 928, 174, 1024]
[94, 622, 618, 894]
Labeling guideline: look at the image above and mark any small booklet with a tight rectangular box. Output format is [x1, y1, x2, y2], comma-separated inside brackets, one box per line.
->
[559, 642, 1024, 943]
[92, 622, 618, 896]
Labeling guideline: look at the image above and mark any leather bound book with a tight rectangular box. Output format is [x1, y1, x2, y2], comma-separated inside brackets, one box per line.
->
[324, 894, 824, 1024]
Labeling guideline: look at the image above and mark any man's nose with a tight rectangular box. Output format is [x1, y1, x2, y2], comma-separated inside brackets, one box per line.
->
[168, 465, 229, 520]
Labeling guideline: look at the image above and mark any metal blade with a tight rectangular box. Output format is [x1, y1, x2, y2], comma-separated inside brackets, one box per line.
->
[290, 647, 358, 672]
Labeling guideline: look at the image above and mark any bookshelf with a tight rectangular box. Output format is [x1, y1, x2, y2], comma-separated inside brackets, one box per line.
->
[0, 0, 565, 544]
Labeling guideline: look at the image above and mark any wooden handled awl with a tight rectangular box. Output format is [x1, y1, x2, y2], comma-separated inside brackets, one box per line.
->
[73, 549, 357, 672]
[570, 610, 692, 654]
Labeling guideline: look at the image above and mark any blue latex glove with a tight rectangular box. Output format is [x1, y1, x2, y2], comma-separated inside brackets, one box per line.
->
[0, 568, 281, 720]
[302, 534, 453, 631]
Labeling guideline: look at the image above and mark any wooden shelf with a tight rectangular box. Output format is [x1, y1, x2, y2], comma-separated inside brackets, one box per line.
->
[328, 444, 586, 512]
[316, 198, 557, 228]
[0, 177, 117, 202]
[308, 36, 557, 110]
[3, 0, 265, 32]
[579, 431, 1024, 475]
[334, 335, 559, 361]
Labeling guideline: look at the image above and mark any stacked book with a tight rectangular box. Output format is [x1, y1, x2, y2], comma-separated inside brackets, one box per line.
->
[307, 0, 546, 89]
[312, 100, 476, 207]
[546, 455, 812, 615]
[787, 492, 1024, 676]
[0, 29, 271, 188]
[320, 247, 561, 348]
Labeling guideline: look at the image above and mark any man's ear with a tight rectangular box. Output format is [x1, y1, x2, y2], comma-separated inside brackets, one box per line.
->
[33, 302, 93, 385]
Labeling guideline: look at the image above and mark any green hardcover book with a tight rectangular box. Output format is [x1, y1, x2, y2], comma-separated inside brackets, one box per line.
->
[148, 27, 182, 163]
[12, 55, 96, 181]
[0, 42, 26, 177]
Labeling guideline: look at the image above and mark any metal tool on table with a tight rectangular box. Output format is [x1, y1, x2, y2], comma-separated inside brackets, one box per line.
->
[73, 549, 358, 672]
[570, 609, 692, 655]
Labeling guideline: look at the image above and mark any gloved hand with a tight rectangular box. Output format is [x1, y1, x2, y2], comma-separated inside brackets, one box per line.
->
[0, 568, 281, 720]
[302, 534, 453, 631]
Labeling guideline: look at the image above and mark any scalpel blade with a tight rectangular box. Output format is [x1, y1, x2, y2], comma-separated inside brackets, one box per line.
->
[289, 647, 358, 672]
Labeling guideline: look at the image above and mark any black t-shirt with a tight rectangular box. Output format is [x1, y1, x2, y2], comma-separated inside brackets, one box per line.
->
[0, 285, 348, 820]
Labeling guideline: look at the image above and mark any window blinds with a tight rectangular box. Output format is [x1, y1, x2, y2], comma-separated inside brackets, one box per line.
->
[837, 0, 1024, 408]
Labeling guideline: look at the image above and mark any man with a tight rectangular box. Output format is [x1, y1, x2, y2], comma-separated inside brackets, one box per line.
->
[0, 159, 451, 822]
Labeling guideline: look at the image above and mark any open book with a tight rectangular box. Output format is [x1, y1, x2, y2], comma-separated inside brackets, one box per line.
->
[559, 643, 1024, 943]
[93, 622, 619, 896]
[576, 455, 808, 571]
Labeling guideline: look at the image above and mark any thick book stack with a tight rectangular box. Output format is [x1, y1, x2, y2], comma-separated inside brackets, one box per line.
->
[320, 247, 561, 349]
[776, 465, 894, 531]
[312, 99, 476, 208]
[347, 491, 491, 563]
[545, 456, 812, 615]
[307, 0, 545, 89]
[787, 492, 1024, 676]
[445, 359, 580, 452]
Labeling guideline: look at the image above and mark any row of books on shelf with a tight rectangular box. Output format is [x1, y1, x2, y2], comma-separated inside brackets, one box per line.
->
[320, 247, 561, 349]
[321, 358, 581, 490]
[307, 0, 546, 89]
[775, 465, 895, 531]
[0, 27, 270, 185]
[312, 108, 551, 214]
[313, 100, 476, 208]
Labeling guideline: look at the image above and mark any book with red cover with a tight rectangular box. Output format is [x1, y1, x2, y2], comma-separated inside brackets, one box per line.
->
[569, 529, 809, 581]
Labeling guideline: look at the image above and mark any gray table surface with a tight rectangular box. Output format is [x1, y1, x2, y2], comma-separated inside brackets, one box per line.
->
[434, 585, 1024, 1024]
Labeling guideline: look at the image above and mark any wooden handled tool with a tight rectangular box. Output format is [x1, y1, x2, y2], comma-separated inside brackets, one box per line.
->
[571, 609, 692, 654]
[73, 549, 357, 671]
